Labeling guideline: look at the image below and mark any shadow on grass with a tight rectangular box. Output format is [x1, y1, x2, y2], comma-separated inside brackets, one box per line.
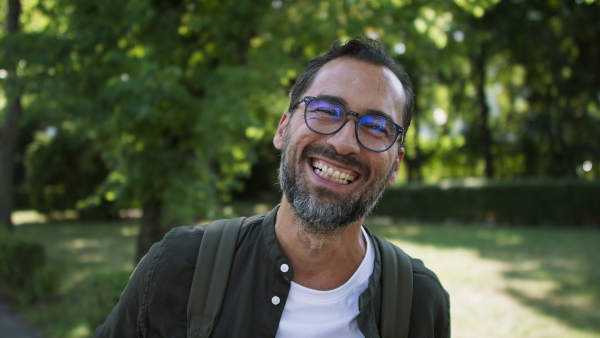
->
[371, 222, 600, 334]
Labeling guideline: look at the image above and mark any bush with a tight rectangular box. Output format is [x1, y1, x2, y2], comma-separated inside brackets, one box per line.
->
[24, 126, 117, 219]
[0, 230, 60, 304]
[376, 178, 600, 226]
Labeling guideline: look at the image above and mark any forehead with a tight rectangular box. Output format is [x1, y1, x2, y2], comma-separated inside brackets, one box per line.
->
[304, 57, 405, 124]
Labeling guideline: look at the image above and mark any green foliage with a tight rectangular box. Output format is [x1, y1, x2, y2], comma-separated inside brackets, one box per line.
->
[0, 229, 59, 304]
[22, 0, 289, 227]
[378, 179, 600, 226]
[24, 125, 116, 219]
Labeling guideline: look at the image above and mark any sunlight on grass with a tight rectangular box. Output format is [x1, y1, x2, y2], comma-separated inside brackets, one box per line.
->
[13, 210, 47, 225]
[67, 323, 91, 338]
[119, 225, 138, 236]
[62, 238, 102, 251]
[13, 209, 83, 225]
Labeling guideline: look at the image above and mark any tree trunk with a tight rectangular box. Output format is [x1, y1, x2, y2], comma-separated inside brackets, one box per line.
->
[0, 0, 22, 231]
[136, 196, 164, 263]
[475, 45, 494, 179]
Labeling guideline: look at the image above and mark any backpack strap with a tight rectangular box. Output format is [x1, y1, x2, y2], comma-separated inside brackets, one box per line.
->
[187, 217, 246, 338]
[373, 236, 413, 338]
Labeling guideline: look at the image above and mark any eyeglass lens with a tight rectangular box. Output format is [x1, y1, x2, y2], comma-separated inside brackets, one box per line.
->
[304, 98, 398, 151]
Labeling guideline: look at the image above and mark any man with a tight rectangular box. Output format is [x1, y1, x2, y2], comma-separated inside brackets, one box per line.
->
[97, 37, 450, 337]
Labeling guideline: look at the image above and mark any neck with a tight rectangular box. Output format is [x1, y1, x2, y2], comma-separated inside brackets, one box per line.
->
[275, 196, 367, 290]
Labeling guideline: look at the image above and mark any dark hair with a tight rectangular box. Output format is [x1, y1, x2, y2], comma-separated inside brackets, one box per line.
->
[288, 36, 415, 131]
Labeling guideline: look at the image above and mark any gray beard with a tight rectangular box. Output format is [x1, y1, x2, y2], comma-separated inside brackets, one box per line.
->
[279, 136, 393, 234]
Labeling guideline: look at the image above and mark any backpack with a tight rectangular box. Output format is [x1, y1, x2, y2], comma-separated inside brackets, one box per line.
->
[187, 217, 413, 338]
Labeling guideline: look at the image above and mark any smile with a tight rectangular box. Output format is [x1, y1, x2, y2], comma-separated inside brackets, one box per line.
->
[311, 160, 357, 185]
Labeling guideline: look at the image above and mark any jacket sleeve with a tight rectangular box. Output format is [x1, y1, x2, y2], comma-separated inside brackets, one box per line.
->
[95, 230, 174, 337]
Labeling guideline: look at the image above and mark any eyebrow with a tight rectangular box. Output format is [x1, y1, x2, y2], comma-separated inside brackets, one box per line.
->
[317, 94, 397, 122]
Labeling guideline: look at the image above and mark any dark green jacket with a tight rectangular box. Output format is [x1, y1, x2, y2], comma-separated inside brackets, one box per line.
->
[96, 206, 450, 337]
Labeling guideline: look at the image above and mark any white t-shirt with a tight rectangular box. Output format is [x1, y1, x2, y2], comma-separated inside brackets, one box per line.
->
[275, 227, 375, 338]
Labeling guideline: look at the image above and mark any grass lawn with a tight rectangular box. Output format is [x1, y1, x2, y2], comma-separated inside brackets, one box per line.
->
[370, 220, 600, 338]
[10, 210, 600, 338]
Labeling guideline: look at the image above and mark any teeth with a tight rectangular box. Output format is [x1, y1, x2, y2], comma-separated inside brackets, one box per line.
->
[311, 160, 356, 184]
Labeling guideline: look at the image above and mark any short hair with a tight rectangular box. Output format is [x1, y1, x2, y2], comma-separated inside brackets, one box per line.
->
[288, 36, 415, 131]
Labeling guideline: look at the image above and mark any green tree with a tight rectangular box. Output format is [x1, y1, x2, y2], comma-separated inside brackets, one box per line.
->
[498, 0, 600, 177]
[33, 0, 286, 260]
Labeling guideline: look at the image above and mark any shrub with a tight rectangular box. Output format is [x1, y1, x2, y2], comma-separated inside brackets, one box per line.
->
[24, 126, 117, 219]
[0, 230, 60, 304]
[376, 178, 600, 226]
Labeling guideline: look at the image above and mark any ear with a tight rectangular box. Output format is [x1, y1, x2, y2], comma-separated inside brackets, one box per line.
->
[273, 112, 291, 150]
[387, 147, 405, 186]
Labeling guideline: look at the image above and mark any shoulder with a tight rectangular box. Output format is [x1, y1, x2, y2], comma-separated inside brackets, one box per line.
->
[371, 235, 450, 336]
[370, 233, 448, 303]
[410, 258, 449, 308]
[154, 225, 207, 262]
[136, 224, 211, 292]
[95, 225, 209, 337]
[156, 214, 267, 265]
[409, 257, 451, 337]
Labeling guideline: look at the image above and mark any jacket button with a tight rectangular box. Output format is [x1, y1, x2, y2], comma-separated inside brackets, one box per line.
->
[280, 264, 289, 273]
[271, 296, 281, 305]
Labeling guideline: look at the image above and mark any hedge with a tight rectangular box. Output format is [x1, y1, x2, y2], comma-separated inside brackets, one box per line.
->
[376, 178, 600, 226]
[0, 230, 59, 304]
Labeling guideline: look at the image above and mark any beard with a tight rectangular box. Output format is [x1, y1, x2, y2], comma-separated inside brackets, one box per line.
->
[278, 131, 395, 234]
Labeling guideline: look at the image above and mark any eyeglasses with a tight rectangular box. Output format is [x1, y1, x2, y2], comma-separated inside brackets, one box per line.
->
[291, 96, 405, 152]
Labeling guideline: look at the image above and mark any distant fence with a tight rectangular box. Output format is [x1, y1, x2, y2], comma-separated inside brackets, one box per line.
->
[377, 178, 600, 226]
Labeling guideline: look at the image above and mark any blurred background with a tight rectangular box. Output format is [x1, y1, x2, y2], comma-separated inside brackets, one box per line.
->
[0, 0, 598, 337]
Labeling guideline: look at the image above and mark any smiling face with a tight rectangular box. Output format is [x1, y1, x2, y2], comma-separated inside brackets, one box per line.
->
[274, 57, 406, 232]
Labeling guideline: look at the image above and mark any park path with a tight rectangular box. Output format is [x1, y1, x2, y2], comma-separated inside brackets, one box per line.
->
[0, 301, 41, 338]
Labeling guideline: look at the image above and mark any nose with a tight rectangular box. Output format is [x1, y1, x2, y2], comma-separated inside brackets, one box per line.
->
[325, 120, 361, 155]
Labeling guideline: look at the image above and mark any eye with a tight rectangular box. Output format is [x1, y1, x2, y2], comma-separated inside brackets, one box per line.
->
[316, 107, 343, 117]
[359, 117, 391, 135]
[363, 122, 385, 131]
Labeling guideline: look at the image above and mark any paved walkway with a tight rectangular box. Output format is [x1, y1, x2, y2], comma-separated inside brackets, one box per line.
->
[0, 301, 40, 338]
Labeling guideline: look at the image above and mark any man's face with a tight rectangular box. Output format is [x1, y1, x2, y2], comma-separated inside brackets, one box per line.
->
[274, 57, 406, 233]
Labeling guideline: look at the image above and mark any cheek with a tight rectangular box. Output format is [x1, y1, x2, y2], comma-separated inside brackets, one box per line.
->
[288, 124, 322, 148]
[369, 155, 399, 185]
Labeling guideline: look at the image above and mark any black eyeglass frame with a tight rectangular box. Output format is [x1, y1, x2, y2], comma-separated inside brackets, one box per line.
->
[290, 96, 406, 152]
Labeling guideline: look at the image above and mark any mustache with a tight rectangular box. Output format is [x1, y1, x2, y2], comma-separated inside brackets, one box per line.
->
[300, 144, 370, 178]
